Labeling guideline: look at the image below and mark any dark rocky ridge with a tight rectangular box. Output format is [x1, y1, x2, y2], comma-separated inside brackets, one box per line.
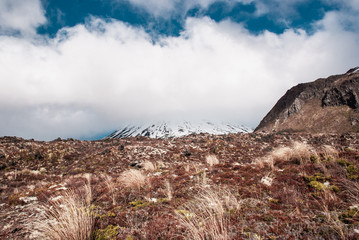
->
[255, 67, 359, 133]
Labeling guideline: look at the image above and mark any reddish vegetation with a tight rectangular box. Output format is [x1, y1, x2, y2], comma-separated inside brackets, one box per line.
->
[0, 132, 359, 239]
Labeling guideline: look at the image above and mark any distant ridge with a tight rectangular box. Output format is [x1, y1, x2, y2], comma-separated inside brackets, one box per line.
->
[255, 67, 359, 134]
[106, 121, 252, 139]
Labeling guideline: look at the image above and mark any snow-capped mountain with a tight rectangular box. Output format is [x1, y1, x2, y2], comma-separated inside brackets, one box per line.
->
[106, 121, 252, 139]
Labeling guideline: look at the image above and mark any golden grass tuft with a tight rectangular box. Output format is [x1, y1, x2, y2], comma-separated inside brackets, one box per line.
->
[143, 161, 156, 171]
[321, 145, 338, 159]
[34, 186, 94, 240]
[165, 180, 173, 201]
[254, 141, 316, 168]
[103, 174, 117, 205]
[118, 169, 147, 190]
[175, 186, 240, 240]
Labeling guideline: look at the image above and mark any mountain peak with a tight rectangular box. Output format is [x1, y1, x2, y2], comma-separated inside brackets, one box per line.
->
[106, 120, 252, 139]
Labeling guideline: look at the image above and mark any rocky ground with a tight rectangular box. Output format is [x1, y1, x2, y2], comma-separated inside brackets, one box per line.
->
[1, 132, 359, 239]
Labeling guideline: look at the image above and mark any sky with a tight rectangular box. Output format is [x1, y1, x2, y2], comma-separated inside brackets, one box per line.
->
[0, 0, 359, 140]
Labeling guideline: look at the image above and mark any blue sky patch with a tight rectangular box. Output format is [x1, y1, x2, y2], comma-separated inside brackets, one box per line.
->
[39, 0, 340, 37]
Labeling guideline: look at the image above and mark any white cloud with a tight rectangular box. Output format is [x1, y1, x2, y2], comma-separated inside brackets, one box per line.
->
[0, 12, 359, 140]
[254, 0, 310, 17]
[0, 0, 46, 35]
[328, 0, 359, 11]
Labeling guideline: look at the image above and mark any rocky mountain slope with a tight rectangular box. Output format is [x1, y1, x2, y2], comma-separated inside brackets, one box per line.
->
[255, 67, 359, 133]
[107, 121, 252, 139]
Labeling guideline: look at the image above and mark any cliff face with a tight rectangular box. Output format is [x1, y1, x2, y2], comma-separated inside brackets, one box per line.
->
[255, 67, 359, 134]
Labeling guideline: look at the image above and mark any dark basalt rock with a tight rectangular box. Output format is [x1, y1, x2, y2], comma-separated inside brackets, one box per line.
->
[183, 150, 191, 157]
[129, 161, 142, 168]
[34, 151, 44, 160]
[322, 86, 359, 109]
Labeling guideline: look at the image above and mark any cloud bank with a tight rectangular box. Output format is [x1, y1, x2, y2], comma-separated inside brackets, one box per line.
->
[0, 0, 46, 35]
[0, 1, 359, 140]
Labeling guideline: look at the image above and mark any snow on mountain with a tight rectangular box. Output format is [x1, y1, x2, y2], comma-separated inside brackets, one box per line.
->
[106, 121, 252, 139]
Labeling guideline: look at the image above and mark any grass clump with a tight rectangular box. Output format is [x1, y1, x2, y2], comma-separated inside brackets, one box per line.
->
[119, 169, 147, 190]
[308, 181, 326, 191]
[175, 186, 240, 240]
[310, 155, 319, 163]
[305, 173, 339, 192]
[305, 173, 330, 182]
[336, 159, 351, 167]
[336, 159, 358, 179]
[94, 225, 120, 240]
[339, 207, 359, 224]
[129, 199, 150, 209]
[347, 165, 359, 180]
[34, 189, 94, 240]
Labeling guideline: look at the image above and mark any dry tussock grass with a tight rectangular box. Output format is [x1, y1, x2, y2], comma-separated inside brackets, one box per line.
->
[321, 145, 338, 159]
[254, 141, 316, 168]
[176, 186, 240, 240]
[315, 190, 347, 239]
[338, 178, 359, 204]
[84, 173, 92, 206]
[143, 161, 156, 171]
[165, 180, 173, 200]
[119, 169, 147, 190]
[103, 174, 117, 205]
[34, 186, 94, 240]
[290, 141, 314, 160]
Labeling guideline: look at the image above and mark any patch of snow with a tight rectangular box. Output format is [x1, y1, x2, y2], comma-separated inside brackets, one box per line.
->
[260, 176, 273, 186]
[106, 120, 252, 139]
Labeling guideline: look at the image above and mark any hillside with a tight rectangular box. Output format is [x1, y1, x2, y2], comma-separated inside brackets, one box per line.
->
[255, 67, 359, 133]
[1, 133, 359, 239]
